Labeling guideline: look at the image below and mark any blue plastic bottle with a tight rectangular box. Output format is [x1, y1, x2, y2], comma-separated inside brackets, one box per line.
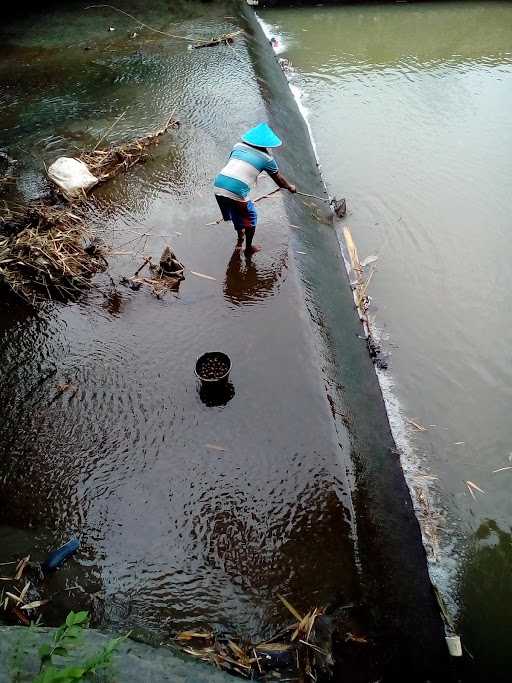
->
[42, 538, 80, 573]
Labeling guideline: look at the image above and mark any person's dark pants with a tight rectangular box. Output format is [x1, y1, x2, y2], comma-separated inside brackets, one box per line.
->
[215, 195, 258, 247]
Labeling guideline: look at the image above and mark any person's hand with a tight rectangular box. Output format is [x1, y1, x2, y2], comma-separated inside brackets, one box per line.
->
[288, 184, 297, 193]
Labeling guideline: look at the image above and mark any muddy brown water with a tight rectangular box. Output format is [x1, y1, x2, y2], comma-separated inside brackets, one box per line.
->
[1, 1, 450, 680]
[259, 1, 512, 680]
[0, 0, 358, 640]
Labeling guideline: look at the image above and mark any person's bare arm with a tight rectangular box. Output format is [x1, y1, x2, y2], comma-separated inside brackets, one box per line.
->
[268, 170, 296, 193]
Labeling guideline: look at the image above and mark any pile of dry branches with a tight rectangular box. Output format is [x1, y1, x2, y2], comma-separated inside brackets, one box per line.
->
[1, 555, 48, 626]
[77, 115, 179, 184]
[174, 596, 339, 680]
[0, 115, 179, 303]
[0, 204, 106, 303]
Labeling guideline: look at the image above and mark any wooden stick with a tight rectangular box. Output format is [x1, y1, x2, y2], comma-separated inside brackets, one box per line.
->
[206, 188, 282, 226]
[253, 187, 282, 203]
[296, 190, 329, 203]
[192, 31, 242, 49]
[134, 256, 151, 276]
[94, 111, 127, 151]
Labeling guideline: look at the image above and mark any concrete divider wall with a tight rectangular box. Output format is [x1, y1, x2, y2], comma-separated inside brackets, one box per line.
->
[0, 626, 234, 682]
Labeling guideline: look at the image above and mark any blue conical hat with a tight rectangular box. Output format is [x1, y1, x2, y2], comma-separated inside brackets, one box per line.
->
[242, 122, 282, 148]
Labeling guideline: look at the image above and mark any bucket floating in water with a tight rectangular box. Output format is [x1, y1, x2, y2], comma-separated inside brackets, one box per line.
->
[195, 351, 231, 386]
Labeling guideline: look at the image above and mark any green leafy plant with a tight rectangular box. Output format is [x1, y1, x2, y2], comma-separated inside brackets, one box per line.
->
[32, 611, 126, 683]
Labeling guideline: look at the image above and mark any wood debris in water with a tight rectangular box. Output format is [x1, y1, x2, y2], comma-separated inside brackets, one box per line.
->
[172, 596, 356, 680]
[338, 225, 388, 368]
[1, 116, 181, 303]
[406, 417, 427, 432]
[76, 115, 179, 187]
[121, 246, 185, 298]
[192, 31, 243, 49]
[1, 554, 48, 625]
[466, 480, 486, 499]
[191, 271, 216, 281]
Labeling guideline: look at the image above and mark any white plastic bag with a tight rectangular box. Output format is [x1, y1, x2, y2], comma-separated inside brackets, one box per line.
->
[48, 157, 98, 197]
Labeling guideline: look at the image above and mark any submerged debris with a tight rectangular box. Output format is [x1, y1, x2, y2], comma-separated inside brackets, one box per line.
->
[367, 334, 388, 370]
[332, 196, 346, 218]
[154, 245, 184, 278]
[1, 556, 42, 625]
[1, 540, 80, 625]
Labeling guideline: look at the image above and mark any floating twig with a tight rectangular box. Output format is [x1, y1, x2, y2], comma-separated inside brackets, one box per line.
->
[191, 271, 216, 281]
[406, 418, 427, 432]
[466, 480, 486, 499]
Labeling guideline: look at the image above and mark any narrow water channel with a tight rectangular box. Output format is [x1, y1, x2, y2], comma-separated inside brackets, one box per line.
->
[259, 1, 512, 679]
[1, 0, 362, 644]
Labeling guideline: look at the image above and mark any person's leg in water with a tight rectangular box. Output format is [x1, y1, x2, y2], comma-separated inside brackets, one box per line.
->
[244, 227, 260, 256]
[241, 200, 260, 257]
[216, 194, 245, 249]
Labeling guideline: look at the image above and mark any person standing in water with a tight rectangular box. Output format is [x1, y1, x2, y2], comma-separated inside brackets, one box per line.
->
[213, 123, 296, 256]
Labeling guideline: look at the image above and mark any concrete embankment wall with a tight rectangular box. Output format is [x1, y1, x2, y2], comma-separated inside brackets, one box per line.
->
[0, 626, 233, 682]
[239, 4, 451, 679]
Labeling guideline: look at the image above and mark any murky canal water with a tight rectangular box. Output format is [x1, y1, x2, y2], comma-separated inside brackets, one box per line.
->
[259, 1, 512, 678]
[0, 1, 455, 679]
[0, 0, 362, 643]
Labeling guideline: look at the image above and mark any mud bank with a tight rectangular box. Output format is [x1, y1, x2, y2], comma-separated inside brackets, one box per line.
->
[1, 0, 449, 680]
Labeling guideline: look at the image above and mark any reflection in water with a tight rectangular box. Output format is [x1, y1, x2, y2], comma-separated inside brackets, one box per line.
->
[459, 520, 512, 680]
[223, 248, 286, 306]
[199, 381, 235, 408]
[101, 286, 126, 317]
